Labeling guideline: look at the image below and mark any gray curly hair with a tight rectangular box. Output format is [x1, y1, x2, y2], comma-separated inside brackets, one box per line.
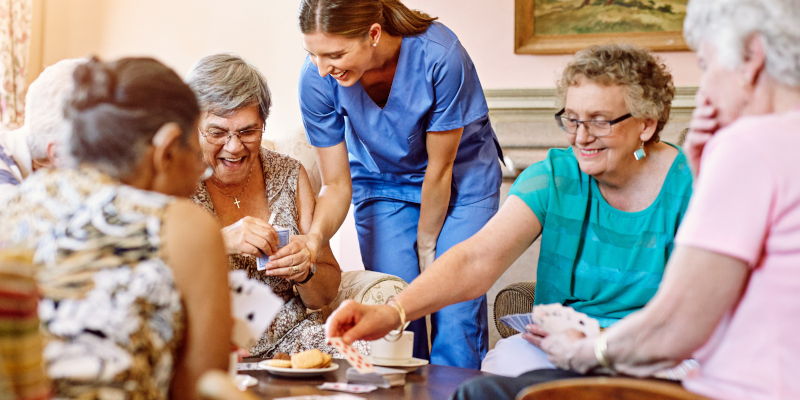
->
[185, 53, 272, 123]
[556, 43, 675, 144]
[684, 0, 800, 88]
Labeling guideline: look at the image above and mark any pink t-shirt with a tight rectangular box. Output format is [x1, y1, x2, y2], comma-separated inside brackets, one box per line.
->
[676, 110, 800, 400]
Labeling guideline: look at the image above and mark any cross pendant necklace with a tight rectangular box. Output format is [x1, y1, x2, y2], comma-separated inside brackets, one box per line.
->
[209, 165, 252, 209]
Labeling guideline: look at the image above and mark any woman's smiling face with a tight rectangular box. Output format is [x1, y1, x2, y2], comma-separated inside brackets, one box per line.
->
[199, 105, 263, 186]
[564, 76, 648, 180]
[303, 31, 375, 87]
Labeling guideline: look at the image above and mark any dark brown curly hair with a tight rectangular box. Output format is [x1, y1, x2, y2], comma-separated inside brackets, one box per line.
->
[557, 43, 675, 144]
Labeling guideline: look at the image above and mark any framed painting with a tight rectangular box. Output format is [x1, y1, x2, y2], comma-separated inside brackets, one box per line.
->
[515, 0, 689, 54]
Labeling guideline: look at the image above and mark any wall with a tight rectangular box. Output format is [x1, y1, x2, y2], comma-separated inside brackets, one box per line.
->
[33, 0, 701, 143]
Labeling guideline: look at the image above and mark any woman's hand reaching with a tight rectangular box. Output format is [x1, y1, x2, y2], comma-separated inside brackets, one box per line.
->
[325, 300, 402, 345]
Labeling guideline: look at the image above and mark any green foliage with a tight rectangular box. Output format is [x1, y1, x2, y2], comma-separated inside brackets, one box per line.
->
[533, 0, 686, 35]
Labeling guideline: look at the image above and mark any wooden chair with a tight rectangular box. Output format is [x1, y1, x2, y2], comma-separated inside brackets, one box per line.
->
[516, 377, 711, 400]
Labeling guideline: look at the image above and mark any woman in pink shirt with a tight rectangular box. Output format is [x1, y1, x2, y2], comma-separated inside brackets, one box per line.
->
[536, 0, 800, 399]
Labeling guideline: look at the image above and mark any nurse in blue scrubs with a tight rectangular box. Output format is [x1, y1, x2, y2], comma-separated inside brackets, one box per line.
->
[295, 0, 502, 369]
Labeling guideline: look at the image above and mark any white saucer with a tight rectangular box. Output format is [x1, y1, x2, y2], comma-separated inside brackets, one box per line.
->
[369, 357, 429, 371]
[257, 361, 339, 378]
[233, 374, 258, 389]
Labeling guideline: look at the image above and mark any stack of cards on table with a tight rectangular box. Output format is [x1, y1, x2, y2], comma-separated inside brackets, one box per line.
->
[500, 303, 601, 338]
[229, 270, 283, 349]
[327, 337, 409, 388]
[317, 382, 377, 394]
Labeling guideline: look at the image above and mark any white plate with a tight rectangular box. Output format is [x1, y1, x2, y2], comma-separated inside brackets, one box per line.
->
[257, 361, 340, 377]
[233, 374, 258, 388]
[370, 357, 429, 370]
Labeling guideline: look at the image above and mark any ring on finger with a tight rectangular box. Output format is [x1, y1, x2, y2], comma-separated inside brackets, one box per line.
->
[292, 265, 299, 274]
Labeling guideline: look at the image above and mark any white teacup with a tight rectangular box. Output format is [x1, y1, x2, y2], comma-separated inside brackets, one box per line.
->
[370, 331, 414, 364]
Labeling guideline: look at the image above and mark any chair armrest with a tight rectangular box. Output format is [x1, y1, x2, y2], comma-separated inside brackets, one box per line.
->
[322, 270, 409, 321]
[493, 281, 536, 339]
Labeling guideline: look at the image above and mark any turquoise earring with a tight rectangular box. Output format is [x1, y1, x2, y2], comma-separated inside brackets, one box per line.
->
[633, 142, 647, 161]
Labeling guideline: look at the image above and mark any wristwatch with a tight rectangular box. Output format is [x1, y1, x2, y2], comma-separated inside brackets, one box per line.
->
[296, 263, 316, 284]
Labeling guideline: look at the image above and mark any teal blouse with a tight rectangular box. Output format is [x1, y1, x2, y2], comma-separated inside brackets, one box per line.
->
[509, 145, 693, 327]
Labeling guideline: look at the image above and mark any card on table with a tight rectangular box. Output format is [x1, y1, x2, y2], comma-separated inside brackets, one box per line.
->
[229, 270, 283, 349]
[327, 337, 375, 374]
[318, 382, 378, 394]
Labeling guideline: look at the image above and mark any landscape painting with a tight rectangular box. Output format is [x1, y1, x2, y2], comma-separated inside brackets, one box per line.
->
[515, 0, 689, 54]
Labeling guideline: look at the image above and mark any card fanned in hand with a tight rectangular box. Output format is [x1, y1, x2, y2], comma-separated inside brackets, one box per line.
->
[328, 337, 375, 374]
[229, 270, 283, 349]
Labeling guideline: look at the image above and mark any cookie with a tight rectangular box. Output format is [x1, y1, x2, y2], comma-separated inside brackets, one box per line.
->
[291, 349, 326, 369]
[266, 359, 292, 368]
[321, 353, 332, 368]
[272, 353, 290, 361]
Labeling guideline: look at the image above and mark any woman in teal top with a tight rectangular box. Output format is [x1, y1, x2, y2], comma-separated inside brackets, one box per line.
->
[322, 44, 694, 384]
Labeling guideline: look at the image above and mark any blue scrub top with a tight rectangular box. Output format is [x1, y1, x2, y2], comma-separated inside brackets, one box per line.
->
[299, 22, 502, 206]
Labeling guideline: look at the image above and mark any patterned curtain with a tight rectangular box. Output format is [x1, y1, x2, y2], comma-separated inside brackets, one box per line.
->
[0, 0, 32, 130]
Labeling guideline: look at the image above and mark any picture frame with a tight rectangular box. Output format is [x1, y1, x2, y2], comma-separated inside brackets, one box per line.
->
[515, 0, 689, 55]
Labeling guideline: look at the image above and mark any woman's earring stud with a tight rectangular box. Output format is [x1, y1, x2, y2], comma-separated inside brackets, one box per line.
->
[373, 42, 377, 47]
[634, 141, 647, 161]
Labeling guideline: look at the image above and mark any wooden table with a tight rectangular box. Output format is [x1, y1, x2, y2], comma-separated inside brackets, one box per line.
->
[240, 359, 493, 399]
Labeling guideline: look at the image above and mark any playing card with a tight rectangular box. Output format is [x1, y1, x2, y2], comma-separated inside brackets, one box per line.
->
[327, 337, 375, 374]
[256, 255, 269, 271]
[237, 362, 266, 371]
[653, 359, 699, 381]
[229, 270, 283, 349]
[499, 313, 536, 333]
[532, 303, 600, 338]
[318, 382, 378, 393]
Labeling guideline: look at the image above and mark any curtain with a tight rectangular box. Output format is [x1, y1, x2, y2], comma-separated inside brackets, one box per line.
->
[0, 0, 32, 130]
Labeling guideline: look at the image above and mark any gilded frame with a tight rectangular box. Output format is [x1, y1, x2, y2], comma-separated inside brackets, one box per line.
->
[515, 0, 689, 55]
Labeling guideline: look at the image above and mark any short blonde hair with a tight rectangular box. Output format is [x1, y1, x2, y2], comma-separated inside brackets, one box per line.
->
[556, 44, 675, 143]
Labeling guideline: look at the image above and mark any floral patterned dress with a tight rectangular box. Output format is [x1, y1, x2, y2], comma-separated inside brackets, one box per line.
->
[192, 148, 342, 358]
[0, 167, 185, 399]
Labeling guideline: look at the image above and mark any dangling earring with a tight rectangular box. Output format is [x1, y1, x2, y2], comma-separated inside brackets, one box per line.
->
[633, 142, 647, 161]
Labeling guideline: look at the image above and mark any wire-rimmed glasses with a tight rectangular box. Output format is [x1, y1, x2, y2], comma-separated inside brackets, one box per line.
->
[199, 128, 263, 145]
[555, 108, 632, 137]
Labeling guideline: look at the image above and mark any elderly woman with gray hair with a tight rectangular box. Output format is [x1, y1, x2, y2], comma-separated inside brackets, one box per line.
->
[452, 0, 800, 398]
[187, 53, 343, 358]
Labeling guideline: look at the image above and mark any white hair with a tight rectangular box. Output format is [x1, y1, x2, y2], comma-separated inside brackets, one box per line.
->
[684, 0, 800, 88]
[24, 58, 86, 160]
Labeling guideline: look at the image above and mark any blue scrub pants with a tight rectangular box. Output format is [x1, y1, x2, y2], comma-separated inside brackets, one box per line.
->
[354, 194, 499, 369]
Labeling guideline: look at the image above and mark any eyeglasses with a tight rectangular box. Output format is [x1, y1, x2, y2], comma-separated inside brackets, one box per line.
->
[199, 127, 263, 145]
[555, 108, 632, 137]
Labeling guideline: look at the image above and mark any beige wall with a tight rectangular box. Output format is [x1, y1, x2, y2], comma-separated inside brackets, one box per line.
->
[33, 0, 701, 145]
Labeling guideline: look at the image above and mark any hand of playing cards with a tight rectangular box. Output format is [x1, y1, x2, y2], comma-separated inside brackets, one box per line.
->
[500, 303, 601, 339]
[229, 270, 283, 349]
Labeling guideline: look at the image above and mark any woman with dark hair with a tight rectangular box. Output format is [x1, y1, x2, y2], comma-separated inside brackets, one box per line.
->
[0, 57, 231, 400]
[292, 0, 504, 368]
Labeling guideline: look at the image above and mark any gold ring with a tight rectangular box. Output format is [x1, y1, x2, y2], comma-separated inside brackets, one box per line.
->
[292, 265, 299, 274]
